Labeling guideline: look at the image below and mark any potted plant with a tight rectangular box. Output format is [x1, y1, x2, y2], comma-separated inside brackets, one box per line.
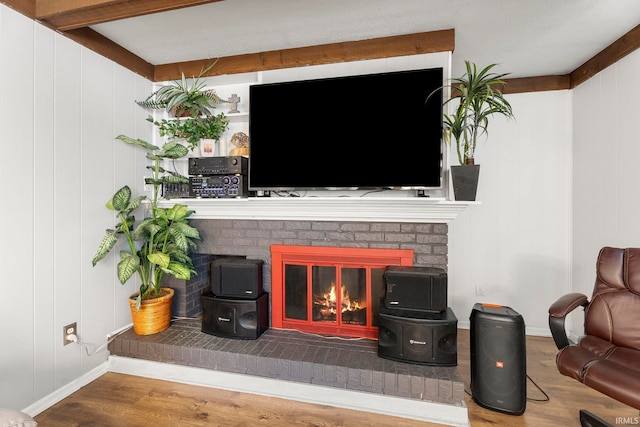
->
[92, 135, 201, 335]
[149, 113, 230, 155]
[435, 61, 515, 201]
[136, 62, 223, 118]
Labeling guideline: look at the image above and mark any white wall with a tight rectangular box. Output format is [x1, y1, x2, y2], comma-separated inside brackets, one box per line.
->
[448, 90, 573, 335]
[571, 48, 640, 337]
[0, 5, 151, 410]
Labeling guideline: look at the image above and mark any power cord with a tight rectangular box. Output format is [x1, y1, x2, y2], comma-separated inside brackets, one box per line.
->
[65, 327, 132, 357]
[464, 374, 550, 403]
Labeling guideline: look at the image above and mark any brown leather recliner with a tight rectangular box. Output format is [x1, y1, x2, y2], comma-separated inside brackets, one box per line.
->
[548, 246, 640, 411]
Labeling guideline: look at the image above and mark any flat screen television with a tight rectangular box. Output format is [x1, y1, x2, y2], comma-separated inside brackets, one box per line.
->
[248, 67, 443, 192]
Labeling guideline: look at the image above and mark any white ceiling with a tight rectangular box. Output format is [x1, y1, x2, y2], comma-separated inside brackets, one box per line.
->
[90, 0, 640, 80]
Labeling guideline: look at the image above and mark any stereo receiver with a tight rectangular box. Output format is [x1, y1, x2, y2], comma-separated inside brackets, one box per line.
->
[189, 175, 250, 198]
[188, 156, 248, 176]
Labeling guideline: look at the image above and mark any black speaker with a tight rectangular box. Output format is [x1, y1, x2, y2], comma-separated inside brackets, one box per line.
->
[470, 303, 526, 415]
[377, 307, 457, 366]
[383, 266, 447, 313]
[211, 258, 263, 299]
[201, 292, 269, 339]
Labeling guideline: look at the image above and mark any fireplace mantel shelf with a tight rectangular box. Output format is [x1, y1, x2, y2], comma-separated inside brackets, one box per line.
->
[156, 197, 475, 223]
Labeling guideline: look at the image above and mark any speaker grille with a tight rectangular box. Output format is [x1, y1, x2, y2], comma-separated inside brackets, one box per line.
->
[470, 303, 526, 415]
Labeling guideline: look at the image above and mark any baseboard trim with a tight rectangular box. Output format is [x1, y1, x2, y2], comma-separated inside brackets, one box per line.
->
[23, 363, 108, 417]
[108, 355, 470, 427]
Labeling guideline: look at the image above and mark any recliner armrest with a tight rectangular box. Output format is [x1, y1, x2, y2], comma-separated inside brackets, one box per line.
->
[549, 293, 588, 317]
[548, 292, 589, 350]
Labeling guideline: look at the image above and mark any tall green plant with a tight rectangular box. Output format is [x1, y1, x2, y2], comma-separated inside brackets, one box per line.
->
[92, 135, 200, 309]
[440, 61, 514, 165]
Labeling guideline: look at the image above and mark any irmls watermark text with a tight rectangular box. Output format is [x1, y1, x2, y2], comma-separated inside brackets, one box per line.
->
[616, 415, 640, 425]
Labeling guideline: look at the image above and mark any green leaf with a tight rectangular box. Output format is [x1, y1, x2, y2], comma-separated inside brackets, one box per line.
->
[166, 204, 189, 221]
[126, 195, 146, 212]
[92, 229, 119, 266]
[161, 143, 189, 159]
[110, 186, 131, 211]
[169, 227, 189, 252]
[116, 134, 160, 151]
[115, 215, 135, 233]
[172, 222, 201, 240]
[117, 251, 140, 284]
[148, 252, 170, 269]
[165, 262, 192, 280]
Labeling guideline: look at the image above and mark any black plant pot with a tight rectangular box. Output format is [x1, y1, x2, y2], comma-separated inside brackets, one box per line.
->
[450, 164, 480, 201]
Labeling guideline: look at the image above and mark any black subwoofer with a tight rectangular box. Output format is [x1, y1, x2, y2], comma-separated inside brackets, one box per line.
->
[201, 292, 269, 339]
[210, 258, 264, 299]
[470, 303, 526, 415]
[383, 266, 447, 313]
[377, 307, 457, 366]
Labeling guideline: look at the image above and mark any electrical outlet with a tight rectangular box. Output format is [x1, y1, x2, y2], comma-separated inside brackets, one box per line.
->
[475, 283, 485, 297]
[63, 322, 77, 346]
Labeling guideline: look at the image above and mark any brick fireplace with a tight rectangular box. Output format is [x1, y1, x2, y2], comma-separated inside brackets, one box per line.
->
[169, 218, 448, 317]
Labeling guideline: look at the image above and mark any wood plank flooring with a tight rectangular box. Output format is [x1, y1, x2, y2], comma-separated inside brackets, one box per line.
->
[34, 329, 638, 426]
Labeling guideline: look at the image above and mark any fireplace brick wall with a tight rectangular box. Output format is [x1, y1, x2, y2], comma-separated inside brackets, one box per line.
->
[167, 219, 448, 316]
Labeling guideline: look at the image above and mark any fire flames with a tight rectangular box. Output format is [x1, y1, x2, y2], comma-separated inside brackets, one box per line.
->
[314, 281, 364, 319]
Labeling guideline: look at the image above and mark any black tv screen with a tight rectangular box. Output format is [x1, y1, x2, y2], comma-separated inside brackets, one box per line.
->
[248, 67, 443, 191]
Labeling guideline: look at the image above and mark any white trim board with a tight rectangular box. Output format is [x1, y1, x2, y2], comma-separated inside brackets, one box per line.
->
[23, 363, 108, 417]
[108, 355, 470, 427]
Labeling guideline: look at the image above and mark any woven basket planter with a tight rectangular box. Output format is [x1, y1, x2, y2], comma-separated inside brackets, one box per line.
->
[128, 287, 174, 335]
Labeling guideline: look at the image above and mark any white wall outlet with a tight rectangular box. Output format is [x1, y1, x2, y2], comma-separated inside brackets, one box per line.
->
[63, 322, 77, 346]
[475, 283, 485, 297]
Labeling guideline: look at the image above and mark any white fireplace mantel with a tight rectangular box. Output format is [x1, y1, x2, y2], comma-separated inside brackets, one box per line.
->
[157, 197, 475, 223]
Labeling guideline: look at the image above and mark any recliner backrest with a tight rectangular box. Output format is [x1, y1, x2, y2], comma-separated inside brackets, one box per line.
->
[585, 247, 640, 351]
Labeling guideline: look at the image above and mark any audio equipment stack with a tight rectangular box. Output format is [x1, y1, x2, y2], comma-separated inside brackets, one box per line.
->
[377, 266, 458, 366]
[470, 303, 526, 415]
[188, 156, 252, 198]
[201, 258, 269, 339]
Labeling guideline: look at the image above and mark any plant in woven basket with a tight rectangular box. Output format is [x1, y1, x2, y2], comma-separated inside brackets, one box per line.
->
[136, 61, 223, 118]
[91, 135, 201, 309]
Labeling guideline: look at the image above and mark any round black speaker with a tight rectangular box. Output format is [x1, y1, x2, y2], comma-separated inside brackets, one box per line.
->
[404, 324, 432, 356]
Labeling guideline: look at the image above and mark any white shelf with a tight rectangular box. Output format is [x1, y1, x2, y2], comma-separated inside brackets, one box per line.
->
[156, 197, 474, 223]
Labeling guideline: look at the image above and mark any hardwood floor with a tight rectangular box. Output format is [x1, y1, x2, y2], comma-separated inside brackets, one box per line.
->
[35, 329, 638, 427]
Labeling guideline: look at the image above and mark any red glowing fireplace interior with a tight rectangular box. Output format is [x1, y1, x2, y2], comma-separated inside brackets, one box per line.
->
[270, 245, 414, 338]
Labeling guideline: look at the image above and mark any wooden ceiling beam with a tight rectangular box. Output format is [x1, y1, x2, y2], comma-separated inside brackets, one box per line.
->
[502, 75, 571, 94]
[570, 23, 640, 88]
[35, 0, 223, 31]
[64, 27, 155, 80]
[154, 29, 456, 82]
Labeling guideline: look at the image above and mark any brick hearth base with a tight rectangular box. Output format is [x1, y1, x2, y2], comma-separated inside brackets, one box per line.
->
[108, 318, 465, 409]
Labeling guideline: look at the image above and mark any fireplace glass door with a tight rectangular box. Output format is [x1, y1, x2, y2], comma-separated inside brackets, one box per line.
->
[282, 262, 386, 337]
